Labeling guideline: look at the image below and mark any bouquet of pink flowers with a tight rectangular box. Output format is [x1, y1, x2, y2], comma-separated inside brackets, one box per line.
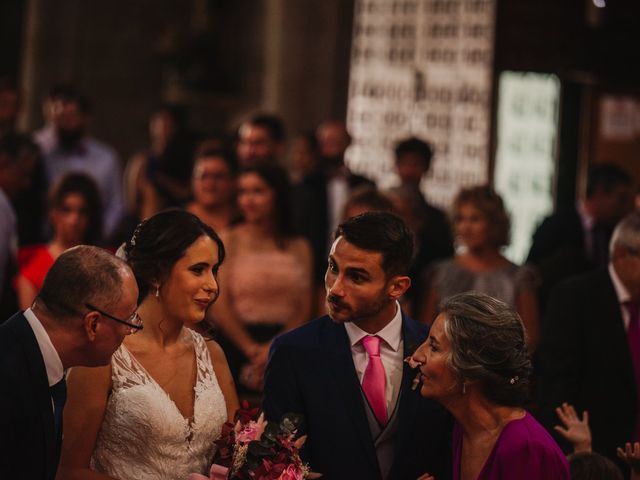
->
[189, 403, 320, 480]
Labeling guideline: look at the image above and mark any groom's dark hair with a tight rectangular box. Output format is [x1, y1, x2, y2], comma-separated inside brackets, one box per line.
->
[334, 211, 413, 278]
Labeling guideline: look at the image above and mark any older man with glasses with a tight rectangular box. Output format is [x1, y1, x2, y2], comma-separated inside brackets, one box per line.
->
[0, 245, 139, 480]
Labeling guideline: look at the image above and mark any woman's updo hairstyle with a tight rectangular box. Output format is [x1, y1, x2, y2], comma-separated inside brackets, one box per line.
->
[440, 291, 532, 407]
[123, 209, 225, 303]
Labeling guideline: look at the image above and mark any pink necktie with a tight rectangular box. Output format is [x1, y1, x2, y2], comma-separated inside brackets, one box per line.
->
[624, 301, 640, 440]
[361, 335, 388, 425]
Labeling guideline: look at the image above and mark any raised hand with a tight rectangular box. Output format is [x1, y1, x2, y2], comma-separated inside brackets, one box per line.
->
[617, 442, 640, 480]
[553, 402, 592, 453]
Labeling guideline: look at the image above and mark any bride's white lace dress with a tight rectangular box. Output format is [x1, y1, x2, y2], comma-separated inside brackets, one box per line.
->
[90, 329, 227, 479]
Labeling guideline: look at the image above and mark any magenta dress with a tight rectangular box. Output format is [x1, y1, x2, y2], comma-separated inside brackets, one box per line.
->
[452, 412, 570, 480]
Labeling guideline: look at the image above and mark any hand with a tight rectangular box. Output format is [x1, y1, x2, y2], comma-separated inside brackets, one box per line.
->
[617, 442, 640, 476]
[553, 403, 591, 453]
[251, 343, 270, 369]
[244, 342, 270, 367]
[239, 363, 265, 391]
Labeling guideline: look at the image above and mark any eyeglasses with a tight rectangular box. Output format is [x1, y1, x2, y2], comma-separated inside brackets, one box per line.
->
[85, 303, 143, 333]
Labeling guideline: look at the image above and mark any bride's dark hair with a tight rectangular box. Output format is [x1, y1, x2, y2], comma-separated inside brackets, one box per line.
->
[124, 209, 225, 302]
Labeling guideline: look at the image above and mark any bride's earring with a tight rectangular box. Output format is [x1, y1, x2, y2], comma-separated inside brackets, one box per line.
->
[155, 286, 160, 298]
[462, 382, 467, 395]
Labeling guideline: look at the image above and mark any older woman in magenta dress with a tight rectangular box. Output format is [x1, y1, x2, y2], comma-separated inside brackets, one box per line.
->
[411, 292, 569, 480]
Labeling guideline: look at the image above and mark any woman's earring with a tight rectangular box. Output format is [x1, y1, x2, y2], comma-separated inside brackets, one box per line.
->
[462, 382, 467, 395]
[155, 286, 160, 298]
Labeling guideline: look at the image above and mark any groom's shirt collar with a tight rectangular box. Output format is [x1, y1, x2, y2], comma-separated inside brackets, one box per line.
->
[24, 308, 64, 387]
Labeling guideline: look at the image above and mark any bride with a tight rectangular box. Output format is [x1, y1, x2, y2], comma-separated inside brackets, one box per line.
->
[58, 210, 239, 479]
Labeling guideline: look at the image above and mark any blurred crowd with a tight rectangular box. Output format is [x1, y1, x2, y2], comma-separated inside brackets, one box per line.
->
[1, 81, 640, 476]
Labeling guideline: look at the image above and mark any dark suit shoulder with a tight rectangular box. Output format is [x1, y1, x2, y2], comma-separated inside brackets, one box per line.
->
[347, 173, 375, 189]
[528, 207, 584, 263]
[273, 316, 335, 349]
[550, 268, 612, 297]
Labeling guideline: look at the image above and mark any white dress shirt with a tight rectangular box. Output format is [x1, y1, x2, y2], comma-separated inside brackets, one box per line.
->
[24, 308, 64, 387]
[609, 263, 632, 331]
[345, 302, 404, 412]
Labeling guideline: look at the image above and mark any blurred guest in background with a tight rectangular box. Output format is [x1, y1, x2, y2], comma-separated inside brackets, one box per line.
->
[421, 186, 539, 351]
[15, 173, 102, 310]
[124, 105, 196, 219]
[288, 130, 320, 184]
[392, 137, 454, 319]
[528, 163, 633, 309]
[0, 77, 19, 138]
[386, 184, 453, 319]
[209, 164, 313, 393]
[0, 133, 38, 321]
[33, 85, 124, 237]
[1, 78, 48, 246]
[394, 136, 434, 190]
[293, 119, 373, 290]
[236, 113, 285, 168]
[536, 211, 640, 468]
[412, 292, 569, 480]
[186, 147, 238, 232]
[342, 185, 393, 221]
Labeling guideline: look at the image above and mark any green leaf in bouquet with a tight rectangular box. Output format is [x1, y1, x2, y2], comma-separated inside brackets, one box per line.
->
[247, 440, 274, 457]
[280, 413, 304, 434]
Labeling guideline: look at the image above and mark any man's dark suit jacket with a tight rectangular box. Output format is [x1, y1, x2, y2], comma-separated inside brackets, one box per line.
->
[527, 207, 596, 311]
[292, 168, 374, 284]
[0, 312, 59, 480]
[263, 313, 452, 480]
[536, 269, 636, 464]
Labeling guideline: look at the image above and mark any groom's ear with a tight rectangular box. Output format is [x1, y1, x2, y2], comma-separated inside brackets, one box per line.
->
[387, 275, 411, 300]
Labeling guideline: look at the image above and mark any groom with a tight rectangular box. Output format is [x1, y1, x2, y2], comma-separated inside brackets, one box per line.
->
[0, 245, 139, 480]
[263, 212, 451, 480]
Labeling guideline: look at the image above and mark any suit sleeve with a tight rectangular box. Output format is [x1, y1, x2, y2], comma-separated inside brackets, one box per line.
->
[535, 281, 583, 446]
[0, 376, 23, 478]
[262, 338, 305, 426]
[527, 216, 557, 265]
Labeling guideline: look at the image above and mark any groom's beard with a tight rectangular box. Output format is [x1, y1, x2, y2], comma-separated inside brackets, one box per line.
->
[326, 293, 388, 324]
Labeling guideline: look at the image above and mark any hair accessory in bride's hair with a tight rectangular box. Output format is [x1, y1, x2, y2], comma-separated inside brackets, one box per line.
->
[130, 224, 141, 247]
[509, 375, 520, 385]
[115, 243, 128, 260]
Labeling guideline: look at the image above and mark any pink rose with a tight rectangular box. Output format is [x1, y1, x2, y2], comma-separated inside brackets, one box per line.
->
[236, 421, 261, 443]
[278, 464, 304, 480]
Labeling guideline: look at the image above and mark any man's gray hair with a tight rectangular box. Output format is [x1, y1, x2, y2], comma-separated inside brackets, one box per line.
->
[37, 245, 130, 319]
[609, 211, 640, 254]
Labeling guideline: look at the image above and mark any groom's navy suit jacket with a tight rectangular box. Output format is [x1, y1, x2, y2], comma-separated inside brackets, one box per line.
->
[263, 313, 452, 480]
[0, 312, 59, 480]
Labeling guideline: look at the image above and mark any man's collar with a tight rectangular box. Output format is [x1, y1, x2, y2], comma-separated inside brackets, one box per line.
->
[578, 201, 595, 232]
[23, 308, 65, 386]
[344, 301, 403, 352]
[609, 263, 631, 304]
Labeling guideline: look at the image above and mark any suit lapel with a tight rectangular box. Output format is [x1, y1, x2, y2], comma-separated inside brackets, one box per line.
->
[324, 319, 380, 474]
[394, 314, 426, 458]
[601, 272, 637, 400]
[8, 313, 57, 477]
